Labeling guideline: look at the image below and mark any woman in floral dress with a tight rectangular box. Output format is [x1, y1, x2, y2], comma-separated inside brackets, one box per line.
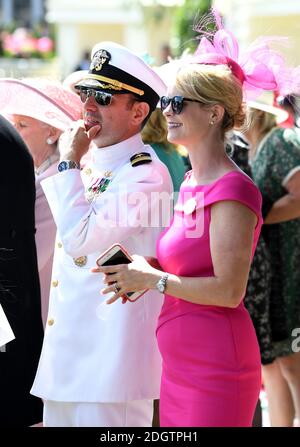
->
[246, 101, 300, 426]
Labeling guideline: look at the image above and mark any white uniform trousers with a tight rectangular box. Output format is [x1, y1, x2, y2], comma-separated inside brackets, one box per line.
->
[43, 399, 153, 427]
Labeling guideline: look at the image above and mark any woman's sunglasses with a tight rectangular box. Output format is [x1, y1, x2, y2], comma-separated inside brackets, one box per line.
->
[79, 88, 113, 106]
[160, 95, 203, 114]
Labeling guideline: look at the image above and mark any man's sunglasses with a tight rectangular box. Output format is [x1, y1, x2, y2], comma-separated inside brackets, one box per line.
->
[79, 88, 113, 106]
[160, 95, 203, 114]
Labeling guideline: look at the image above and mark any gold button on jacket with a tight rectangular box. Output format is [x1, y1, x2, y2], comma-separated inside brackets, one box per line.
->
[73, 256, 87, 267]
[52, 279, 59, 287]
[84, 168, 92, 175]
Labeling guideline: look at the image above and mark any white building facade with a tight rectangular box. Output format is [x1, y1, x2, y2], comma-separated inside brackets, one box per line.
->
[0, 0, 45, 26]
[46, 0, 175, 78]
[213, 0, 300, 65]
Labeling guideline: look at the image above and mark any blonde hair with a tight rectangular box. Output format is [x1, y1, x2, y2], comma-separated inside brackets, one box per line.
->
[247, 108, 277, 138]
[175, 64, 246, 138]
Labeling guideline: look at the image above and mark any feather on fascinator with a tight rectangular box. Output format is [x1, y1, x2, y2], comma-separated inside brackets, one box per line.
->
[191, 9, 298, 99]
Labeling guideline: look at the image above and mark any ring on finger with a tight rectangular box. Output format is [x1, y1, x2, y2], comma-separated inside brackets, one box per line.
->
[114, 283, 121, 293]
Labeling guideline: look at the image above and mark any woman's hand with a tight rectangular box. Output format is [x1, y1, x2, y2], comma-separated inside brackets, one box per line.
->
[91, 255, 162, 304]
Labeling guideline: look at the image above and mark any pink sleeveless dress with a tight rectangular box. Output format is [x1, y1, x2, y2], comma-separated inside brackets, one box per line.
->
[156, 171, 262, 427]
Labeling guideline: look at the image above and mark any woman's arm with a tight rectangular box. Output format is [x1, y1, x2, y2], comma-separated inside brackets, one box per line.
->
[94, 200, 257, 308]
[264, 170, 300, 224]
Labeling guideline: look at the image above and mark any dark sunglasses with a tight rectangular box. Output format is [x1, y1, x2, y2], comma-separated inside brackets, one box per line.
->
[160, 95, 203, 114]
[79, 88, 113, 106]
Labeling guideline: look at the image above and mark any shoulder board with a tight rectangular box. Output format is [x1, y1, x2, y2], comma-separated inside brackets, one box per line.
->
[130, 152, 152, 167]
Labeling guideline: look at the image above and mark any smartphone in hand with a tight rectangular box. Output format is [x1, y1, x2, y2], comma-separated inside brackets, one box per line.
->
[96, 244, 147, 302]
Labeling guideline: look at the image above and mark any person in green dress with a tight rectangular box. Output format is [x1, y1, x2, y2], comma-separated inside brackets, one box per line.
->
[245, 93, 300, 426]
[142, 108, 188, 193]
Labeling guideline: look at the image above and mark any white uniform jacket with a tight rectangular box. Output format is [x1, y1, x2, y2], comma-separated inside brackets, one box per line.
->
[31, 133, 173, 402]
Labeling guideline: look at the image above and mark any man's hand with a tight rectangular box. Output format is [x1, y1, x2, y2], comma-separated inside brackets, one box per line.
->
[58, 120, 101, 164]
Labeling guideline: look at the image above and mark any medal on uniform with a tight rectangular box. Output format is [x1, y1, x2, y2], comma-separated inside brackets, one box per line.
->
[85, 171, 112, 202]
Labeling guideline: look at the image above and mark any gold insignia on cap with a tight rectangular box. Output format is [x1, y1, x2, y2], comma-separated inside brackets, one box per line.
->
[90, 49, 111, 71]
[73, 256, 88, 267]
[85, 74, 144, 96]
[130, 152, 152, 167]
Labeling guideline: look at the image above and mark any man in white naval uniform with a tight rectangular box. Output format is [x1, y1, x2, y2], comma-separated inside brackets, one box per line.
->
[31, 41, 173, 427]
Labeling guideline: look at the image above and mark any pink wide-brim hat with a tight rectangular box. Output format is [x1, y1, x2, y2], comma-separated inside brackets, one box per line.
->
[0, 78, 82, 131]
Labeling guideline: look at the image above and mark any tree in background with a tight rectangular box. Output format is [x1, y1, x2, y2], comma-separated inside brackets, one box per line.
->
[173, 0, 212, 55]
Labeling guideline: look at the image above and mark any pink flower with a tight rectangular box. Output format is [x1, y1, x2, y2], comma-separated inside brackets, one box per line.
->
[3, 34, 19, 53]
[21, 36, 38, 54]
[2, 27, 54, 57]
[37, 37, 53, 53]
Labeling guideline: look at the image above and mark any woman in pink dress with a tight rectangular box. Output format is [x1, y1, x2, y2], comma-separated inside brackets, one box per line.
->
[94, 16, 288, 427]
[97, 65, 262, 426]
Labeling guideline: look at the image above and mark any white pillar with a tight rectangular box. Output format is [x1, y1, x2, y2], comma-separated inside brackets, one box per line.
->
[56, 23, 80, 79]
[2, 0, 13, 25]
[30, 0, 44, 23]
[124, 26, 148, 55]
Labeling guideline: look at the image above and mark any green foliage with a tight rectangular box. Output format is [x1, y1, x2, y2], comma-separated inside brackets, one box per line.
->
[173, 0, 212, 55]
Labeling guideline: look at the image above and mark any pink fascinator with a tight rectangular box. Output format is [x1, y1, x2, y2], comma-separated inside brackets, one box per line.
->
[0, 78, 82, 131]
[192, 9, 293, 99]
